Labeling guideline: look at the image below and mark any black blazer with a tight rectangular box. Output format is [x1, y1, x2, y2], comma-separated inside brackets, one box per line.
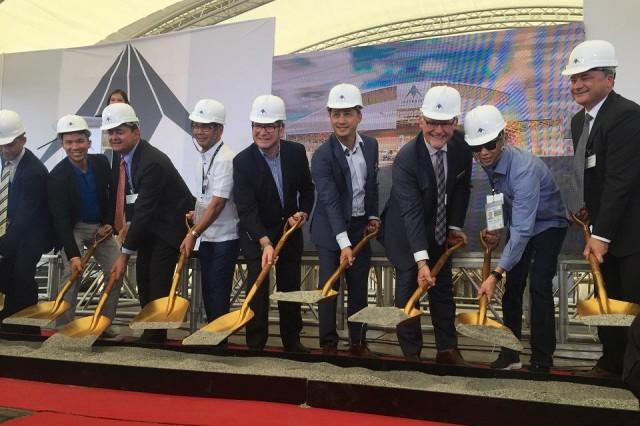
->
[381, 130, 472, 270]
[310, 133, 379, 250]
[0, 149, 52, 256]
[572, 91, 640, 257]
[233, 140, 315, 260]
[112, 140, 195, 251]
[48, 154, 114, 259]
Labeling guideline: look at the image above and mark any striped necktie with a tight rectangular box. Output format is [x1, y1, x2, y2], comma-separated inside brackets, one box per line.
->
[0, 162, 12, 237]
[435, 150, 447, 245]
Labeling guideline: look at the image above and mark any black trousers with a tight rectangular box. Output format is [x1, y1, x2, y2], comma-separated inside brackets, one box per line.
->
[135, 236, 180, 339]
[0, 248, 41, 334]
[245, 238, 303, 350]
[395, 243, 457, 356]
[598, 250, 640, 373]
[623, 315, 640, 396]
[317, 216, 370, 347]
[501, 226, 567, 366]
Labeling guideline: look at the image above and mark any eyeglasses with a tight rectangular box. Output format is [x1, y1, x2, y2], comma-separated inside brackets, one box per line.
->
[423, 119, 456, 128]
[191, 123, 221, 131]
[470, 139, 499, 153]
[252, 123, 280, 133]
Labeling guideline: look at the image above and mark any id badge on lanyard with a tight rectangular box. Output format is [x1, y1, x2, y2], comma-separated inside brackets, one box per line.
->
[485, 192, 504, 231]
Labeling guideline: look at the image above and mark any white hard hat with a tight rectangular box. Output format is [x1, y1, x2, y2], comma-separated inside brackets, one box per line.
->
[420, 86, 461, 120]
[189, 99, 225, 125]
[250, 95, 286, 123]
[562, 40, 618, 76]
[327, 83, 363, 109]
[101, 103, 139, 130]
[0, 110, 26, 146]
[463, 105, 506, 146]
[57, 114, 89, 134]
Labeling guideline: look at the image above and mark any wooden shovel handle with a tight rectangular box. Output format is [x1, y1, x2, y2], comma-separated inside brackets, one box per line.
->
[320, 228, 379, 296]
[403, 240, 465, 314]
[241, 217, 304, 314]
[571, 213, 609, 311]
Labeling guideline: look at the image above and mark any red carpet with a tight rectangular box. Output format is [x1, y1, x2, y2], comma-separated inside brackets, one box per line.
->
[0, 377, 461, 425]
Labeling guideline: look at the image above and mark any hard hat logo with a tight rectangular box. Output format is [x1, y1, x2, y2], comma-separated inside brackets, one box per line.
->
[436, 104, 443, 110]
[478, 128, 484, 134]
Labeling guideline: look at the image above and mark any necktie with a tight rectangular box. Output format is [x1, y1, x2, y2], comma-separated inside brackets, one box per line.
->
[0, 162, 12, 237]
[435, 150, 447, 246]
[114, 157, 126, 233]
[569, 113, 593, 213]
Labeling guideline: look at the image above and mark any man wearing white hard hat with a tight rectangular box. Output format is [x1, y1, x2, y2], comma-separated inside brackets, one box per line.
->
[562, 40, 640, 379]
[466, 105, 568, 373]
[180, 99, 239, 328]
[0, 110, 53, 334]
[48, 115, 122, 331]
[382, 86, 471, 363]
[311, 83, 380, 356]
[233, 95, 314, 352]
[103, 103, 195, 343]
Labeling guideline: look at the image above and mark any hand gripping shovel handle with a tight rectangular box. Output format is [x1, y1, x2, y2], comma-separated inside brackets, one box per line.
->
[404, 240, 464, 315]
[571, 214, 609, 313]
[240, 217, 304, 316]
[167, 214, 197, 313]
[320, 228, 379, 296]
[89, 271, 119, 330]
[52, 229, 113, 312]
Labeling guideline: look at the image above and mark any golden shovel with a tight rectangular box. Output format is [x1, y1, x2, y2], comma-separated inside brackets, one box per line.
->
[3, 230, 112, 327]
[455, 232, 523, 352]
[129, 215, 193, 330]
[183, 217, 303, 346]
[573, 214, 640, 326]
[270, 228, 379, 304]
[348, 240, 464, 327]
[41, 271, 120, 350]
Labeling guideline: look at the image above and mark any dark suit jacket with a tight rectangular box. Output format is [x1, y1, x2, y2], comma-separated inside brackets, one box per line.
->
[233, 140, 315, 260]
[48, 154, 114, 259]
[382, 130, 472, 270]
[572, 91, 640, 256]
[310, 134, 379, 250]
[112, 140, 195, 251]
[0, 149, 52, 257]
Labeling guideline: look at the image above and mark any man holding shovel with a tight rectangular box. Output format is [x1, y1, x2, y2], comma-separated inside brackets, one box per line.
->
[382, 86, 472, 363]
[48, 115, 122, 332]
[311, 84, 380, 356]
[562, 40, 640, 378]
[468, 105, 569, 374]
[233, 95, 314, 353]
[105, 103, 195, 344]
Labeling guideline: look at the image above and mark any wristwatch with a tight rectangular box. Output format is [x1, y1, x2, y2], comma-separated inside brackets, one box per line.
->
[490, 270, 503, 282]
[190, 229, 200, 238]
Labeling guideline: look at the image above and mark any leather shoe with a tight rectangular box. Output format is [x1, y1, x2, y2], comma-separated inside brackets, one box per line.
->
[435, 349, 470, 366]
[321, 345, 338, 355]
[404, 354, 421, 362]
[581, 366, 620, 380]
[284, 342, 310, 354]
[349, 344, 378, 357]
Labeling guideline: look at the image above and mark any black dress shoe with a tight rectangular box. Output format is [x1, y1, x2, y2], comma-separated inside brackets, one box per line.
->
[283, 342, 310, 354]
[581, 366, 621, 380]
[349, 344, 379, 357]
[404, 354, 421, 362]
[528, 363, 550, 374]
[137, 329, 167, 344]
[436, 349, 470, 367]
[321, 345, 338, 355]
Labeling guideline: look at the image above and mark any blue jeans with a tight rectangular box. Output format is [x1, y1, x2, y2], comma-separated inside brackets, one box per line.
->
[198, 239, 240, 322]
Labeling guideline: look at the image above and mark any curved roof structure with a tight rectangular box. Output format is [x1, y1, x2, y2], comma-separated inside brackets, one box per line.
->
[0, 0, 582, 55]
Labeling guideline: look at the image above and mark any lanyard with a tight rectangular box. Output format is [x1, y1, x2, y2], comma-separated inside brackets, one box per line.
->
[201, 142, 224, 195]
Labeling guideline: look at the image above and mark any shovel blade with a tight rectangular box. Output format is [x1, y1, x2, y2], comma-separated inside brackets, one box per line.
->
[456, 317, 523, 352]
[348, 306, 422, 328]
[129, 296, 189, 330]
[270, 289, 338, 304]
[182, 308, 255, 346]
[41, 315, 112, 351]
[2, 301, 72, 327]
[577, 298, 640, 327]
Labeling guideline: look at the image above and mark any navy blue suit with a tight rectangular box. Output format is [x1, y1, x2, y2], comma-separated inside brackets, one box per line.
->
[381, 131, 472, 356]
[0, 149, 53, 333]
[311, 133, 379, 347]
